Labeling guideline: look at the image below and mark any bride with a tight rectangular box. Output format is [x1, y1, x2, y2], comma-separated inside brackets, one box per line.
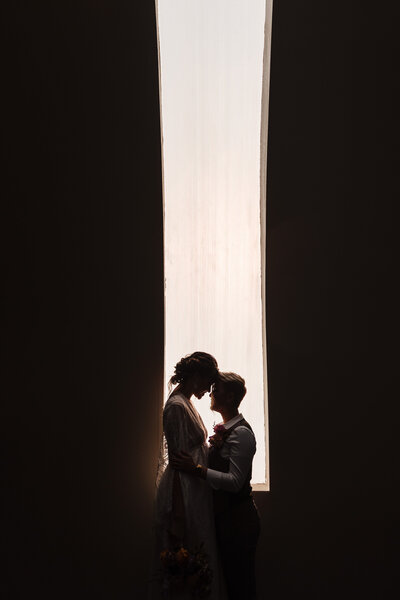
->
[150, 351, 225, 599]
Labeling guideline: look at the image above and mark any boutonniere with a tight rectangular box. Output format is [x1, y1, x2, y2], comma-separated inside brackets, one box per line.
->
[208, 423, 229, 448]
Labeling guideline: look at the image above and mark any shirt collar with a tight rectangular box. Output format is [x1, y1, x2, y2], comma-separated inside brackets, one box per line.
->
[217, 413, 244, 430]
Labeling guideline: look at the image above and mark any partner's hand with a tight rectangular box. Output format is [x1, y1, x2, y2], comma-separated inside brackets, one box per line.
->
[170, 451, 196, 473]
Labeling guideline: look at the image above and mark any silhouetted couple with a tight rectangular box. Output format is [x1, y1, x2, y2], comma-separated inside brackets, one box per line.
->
[151, 351, 260, 600]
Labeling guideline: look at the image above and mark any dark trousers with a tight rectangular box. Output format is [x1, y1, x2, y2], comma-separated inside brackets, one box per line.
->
[215, 497, 260, 600]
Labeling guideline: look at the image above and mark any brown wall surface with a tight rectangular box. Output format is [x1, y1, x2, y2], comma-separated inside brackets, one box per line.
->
[3, 2, 164, 598]
[2, 1, 397, 599]
[256, 2, 397, 599]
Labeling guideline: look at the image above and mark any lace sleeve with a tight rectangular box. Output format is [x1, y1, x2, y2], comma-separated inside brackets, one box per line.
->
[156, 401, 190, 488]
[163, 403, 190, 455]
[156, 396, 206, 489]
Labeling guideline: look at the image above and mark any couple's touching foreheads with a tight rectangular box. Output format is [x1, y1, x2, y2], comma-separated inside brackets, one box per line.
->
[150, 351, 260, 600]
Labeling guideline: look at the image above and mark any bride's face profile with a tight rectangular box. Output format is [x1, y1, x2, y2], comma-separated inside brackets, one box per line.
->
[192, 373, 214, 400]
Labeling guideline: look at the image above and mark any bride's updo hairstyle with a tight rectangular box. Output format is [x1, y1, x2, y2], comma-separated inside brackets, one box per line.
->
[169, 351, 219, 389]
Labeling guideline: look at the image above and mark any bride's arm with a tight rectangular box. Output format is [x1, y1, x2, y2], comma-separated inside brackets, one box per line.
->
[163, 404, 188, 543]
[164, 403, 192, 450]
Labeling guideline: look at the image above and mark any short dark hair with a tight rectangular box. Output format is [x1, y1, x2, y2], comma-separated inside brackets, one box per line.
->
[218, 372, 246, 407]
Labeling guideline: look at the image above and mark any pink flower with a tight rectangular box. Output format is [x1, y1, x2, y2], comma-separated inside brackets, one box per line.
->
[213, 424, 226, 434]
[209, 423, 229, 448]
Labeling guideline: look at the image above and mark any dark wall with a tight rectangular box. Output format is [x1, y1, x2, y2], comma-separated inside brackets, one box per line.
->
[2, 1, 397, 599]
[3, 2, 164, 598]
[256, 2, 397, 599]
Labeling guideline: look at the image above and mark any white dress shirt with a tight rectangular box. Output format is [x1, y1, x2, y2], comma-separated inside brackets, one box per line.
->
[206, 413, 256, 493]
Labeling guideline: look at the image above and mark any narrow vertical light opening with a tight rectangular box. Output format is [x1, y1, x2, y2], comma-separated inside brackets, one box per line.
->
[156, 0, 272, 488]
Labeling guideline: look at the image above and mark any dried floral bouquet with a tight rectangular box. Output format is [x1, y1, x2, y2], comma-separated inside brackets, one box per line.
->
[159, 543, 213, 598]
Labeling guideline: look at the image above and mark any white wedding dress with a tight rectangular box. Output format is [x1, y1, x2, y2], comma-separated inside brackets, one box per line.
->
[149, 392, 225, 599]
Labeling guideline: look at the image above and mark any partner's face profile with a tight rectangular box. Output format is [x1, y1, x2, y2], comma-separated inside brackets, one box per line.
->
[210, 382, 224, 410]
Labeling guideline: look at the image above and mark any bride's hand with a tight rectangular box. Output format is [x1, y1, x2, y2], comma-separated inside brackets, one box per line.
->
[170, 451, 196, 473]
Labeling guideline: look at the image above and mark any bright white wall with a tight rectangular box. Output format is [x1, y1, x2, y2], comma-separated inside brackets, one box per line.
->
[157, 0, 269, 485]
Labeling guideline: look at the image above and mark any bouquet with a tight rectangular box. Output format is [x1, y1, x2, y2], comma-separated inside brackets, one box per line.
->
[159, 543, 213, 598]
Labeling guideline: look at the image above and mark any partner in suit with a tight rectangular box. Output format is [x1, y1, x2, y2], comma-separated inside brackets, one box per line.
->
[171, 372, 260, 600]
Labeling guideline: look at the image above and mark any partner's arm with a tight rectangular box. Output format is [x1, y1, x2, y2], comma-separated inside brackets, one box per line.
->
[170, 452, 207, 478]
[171, 427, 256, 493]
[206, 427, 256, 493]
